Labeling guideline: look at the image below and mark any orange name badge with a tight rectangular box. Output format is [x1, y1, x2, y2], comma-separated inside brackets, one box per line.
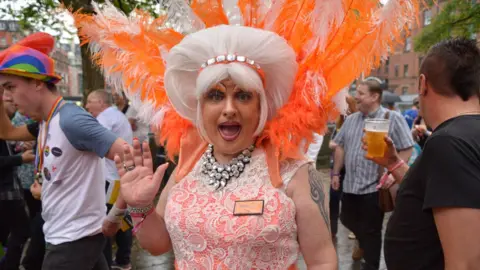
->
[233, 200, 264, 216]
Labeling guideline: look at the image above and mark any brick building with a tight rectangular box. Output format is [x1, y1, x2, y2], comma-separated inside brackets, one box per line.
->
[369, 1, 479, 97]
[0, 20, 23, 49]
[51, 45, 70, 96]
[67, 43, 83, 98]
[0, 20, 83, 97]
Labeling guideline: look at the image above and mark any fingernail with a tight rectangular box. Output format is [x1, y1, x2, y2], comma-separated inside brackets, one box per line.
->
[133, 137, 138, 141]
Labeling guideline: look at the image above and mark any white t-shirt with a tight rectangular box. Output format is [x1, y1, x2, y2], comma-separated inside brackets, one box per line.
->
[125, 106, 149, 142]
[97, 106, 133, 183]
[38, 103, 117, 245]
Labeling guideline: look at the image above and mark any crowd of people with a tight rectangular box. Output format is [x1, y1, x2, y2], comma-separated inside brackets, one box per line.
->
[328, 38, 480, 270]
[0, 1, 479, 270]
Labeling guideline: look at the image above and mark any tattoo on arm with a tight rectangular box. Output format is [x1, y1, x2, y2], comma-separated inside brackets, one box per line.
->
[308, 164, 330, 231]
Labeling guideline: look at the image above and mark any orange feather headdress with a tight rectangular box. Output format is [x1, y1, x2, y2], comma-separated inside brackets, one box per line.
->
[72, 0, 418, 183]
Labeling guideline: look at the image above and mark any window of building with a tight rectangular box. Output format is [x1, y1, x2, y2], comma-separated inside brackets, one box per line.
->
[404, 37, 412, 52]
[423, 10, 432, 26]
[385, 58, 389, 74]
[8, 22, 18, 32]
[403, 64, 409, 77]
[402, 87, 408, 95]
[0, 37, 6, 47]
[394, 65, 399, 77]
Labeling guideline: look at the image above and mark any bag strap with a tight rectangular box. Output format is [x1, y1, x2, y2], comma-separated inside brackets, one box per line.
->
[376, 110, 390, 180]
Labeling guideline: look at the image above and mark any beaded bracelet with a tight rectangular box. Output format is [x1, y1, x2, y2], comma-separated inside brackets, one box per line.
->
[129, 204, 155, 235]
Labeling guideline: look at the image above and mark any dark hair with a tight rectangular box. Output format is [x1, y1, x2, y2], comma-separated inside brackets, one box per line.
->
[46, 82, 57, 92]
[360, 80, 383, 102]
[413, 97, 419, 106]
[419, 38, 480, 101]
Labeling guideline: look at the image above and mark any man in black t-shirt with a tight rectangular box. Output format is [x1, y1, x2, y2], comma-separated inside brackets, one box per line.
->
[363, 38, 480, 270]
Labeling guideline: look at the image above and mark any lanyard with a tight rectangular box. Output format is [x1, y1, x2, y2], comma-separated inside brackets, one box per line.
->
[34, 97, 63, 183]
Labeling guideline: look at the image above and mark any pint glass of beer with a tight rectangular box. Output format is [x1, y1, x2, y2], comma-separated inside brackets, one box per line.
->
[364, 119, 390, 158]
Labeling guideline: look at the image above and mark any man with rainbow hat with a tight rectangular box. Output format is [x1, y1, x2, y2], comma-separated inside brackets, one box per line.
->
[0, 33, 131, 270]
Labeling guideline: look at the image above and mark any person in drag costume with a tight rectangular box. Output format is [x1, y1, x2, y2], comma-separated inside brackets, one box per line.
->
[72, 0, 418, 269]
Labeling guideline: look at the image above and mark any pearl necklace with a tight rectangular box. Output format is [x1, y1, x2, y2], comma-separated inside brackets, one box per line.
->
[201, 144, 255, 190]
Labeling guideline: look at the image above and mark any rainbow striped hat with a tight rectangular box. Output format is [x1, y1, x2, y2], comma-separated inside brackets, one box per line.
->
[0, 33, 62, 84]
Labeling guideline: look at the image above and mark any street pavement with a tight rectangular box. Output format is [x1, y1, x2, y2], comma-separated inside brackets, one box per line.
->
[130, 169, 389, 269]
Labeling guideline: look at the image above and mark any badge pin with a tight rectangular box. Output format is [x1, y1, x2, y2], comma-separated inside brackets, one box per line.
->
[43, 167, 51, 181]
[51, 147, 63, 157]
[44, 146, 50, 157]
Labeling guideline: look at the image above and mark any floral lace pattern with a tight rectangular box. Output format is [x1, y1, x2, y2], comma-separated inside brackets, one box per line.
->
[164, 149, 309, 270]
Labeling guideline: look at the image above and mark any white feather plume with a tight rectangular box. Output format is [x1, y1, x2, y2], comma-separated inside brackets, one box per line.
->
[332, 87, 349, 115]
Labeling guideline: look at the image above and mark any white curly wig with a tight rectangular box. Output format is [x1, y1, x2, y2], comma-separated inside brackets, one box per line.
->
[164, 25, 298, 141]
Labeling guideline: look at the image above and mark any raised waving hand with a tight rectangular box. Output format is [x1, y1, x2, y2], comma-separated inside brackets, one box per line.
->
[114, 140, 168, 208]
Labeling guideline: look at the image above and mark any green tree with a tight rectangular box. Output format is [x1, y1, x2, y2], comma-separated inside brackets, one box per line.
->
[0, 0, 161, 97]
[414, 0, 480, 53]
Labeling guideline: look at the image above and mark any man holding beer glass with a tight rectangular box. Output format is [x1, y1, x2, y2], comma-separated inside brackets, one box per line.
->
[363, 38, 480, 270]
[332, 80, 414, 270]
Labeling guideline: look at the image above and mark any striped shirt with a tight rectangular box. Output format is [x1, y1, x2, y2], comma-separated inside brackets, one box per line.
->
[334, 106, 414, 194]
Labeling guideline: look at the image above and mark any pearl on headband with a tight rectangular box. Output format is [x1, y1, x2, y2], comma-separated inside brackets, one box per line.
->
[200, 54, 265, 82]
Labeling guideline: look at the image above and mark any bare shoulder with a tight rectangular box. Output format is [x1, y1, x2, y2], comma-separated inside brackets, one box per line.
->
[287, 163, 325, 196]
[288, 163, 330, 230]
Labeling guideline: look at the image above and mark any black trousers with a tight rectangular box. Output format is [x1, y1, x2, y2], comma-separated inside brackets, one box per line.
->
[329, 166, 345, 237]
[329, 185, 342, 237]
[103, 204, 133, 267]
[341, 192, 384, 270]
[22, 213, 45, 270]
[0, 199, 30, 270]
[42, 233, 108, 270]
[20, 189, 45, 270]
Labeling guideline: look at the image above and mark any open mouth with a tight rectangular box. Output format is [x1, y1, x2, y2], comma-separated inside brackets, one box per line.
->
[218, 121, 242, 142]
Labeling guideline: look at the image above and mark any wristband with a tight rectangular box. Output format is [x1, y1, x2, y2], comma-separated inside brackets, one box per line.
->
[106, 205, 127, 224]
[387, 159, 405, 174]
[331, 172, 340, 177]
[378, 160, 405, 188]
